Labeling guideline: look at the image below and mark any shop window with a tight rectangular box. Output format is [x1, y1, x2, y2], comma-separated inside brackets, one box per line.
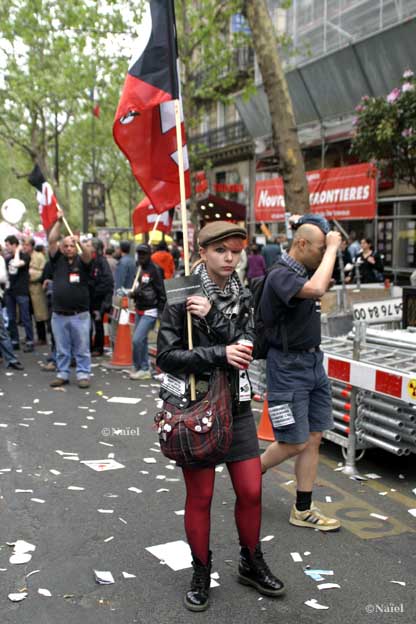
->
[377, 220, 393, 266]
[396, 219, 416, 270]
[378, 202, 394, 216]
[397, 200, 416, 216]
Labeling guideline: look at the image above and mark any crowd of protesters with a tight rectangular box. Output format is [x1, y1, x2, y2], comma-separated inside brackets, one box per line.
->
[0, 210, 400, 614]
[0, 223, 388, 381]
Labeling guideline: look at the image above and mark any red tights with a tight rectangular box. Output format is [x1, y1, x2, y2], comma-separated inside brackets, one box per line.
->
[182, 457, 262, 565]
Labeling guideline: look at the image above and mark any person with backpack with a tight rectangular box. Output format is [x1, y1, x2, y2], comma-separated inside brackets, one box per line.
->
[156, 221, 284, 612]
[258, 214, 342, 532]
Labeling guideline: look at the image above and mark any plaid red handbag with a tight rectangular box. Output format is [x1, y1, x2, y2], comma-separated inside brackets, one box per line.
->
[154, 369, 233, 465]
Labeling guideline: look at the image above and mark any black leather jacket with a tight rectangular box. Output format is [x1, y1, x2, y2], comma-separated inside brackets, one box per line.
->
[133, 261, 166, 312]
[156, 287, 254, 406]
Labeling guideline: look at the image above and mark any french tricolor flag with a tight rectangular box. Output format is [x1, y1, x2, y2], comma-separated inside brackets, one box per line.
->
[113, 0, 191, 214]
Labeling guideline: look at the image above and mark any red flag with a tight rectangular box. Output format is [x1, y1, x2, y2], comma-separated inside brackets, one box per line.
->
[28, 164, 59, 231]
[113, 0, 191, 214]
[92, 103, 101, 118]
[133, 197, 172, 234]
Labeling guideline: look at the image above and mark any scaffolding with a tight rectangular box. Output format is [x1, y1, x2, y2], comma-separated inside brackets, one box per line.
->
[268, 0, 416, 67]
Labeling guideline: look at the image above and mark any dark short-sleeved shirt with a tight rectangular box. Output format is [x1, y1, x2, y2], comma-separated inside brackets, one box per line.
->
[6, 253, 30, 296]
[50, 250, 90, 313]
[260, 260, 321, 351]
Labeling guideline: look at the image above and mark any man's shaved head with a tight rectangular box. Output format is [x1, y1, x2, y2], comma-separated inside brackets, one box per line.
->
[293, 224, 324, 244]
[291, 223, 326, 270]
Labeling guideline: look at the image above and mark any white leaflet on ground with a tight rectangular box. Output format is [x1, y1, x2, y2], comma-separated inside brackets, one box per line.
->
[122, 571, 136, 578]
[156, 488, 169, 493]
[146, 540, 192, 571]
[215, 466, 224, 473]
[210, 578, 219, 587]
[56, 450, 78, 456]
[390, 580, 406, 586]
[119, 517, 127, 524]
[15, 489, 33, 493]
[81, 459, 125, 471]
[97, 509, 114, 514]
[143, 458, 157, 464]
[304, 599, 329, 610]
[25, 569, 40, 578]
[8, 592, 28, 602]
[99, 442, 114, 447]
[10, 553, 32, 564]
[365, 473, 382, 479]
[31, 498, 45, 503]
[107, 397, 142, 404]
[53, 422, 67, 426]
[174, 510, 185, 515]
[9, 540, 36, 553]
[139, 410, 147, 415]
[283, 480, 294, 485]
[38, 588, 52, 596]
[104, 536, 114, 542]
[128, 487, 142, 494]
[379, 491, 388, 496]
[370, 513, 388, 520]
[317, 583, 341, 590]
[156, 475, 166, 480]
[94, 570, 115, 584]
[408, 508, 416, 517]
[260, 535, 274, 542]
[37, 411, 53, 415]
[165, 465, 175, 470]
[67, 486, 85, 491]
[63, 456, 79, 461]
[166, 478, 180, 482]
[290, 552, 302, 562]
[49, 469, 61, 476]
[325, 496, 332, 503]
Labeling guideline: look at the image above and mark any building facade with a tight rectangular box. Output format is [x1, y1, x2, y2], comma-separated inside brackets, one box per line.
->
[189, 0, 416, 281]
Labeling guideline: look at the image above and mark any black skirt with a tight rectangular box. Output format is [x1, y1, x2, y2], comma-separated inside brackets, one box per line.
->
[183, 401, 260, 469]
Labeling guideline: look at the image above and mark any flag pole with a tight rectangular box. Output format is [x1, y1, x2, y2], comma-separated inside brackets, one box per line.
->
[58, 210, 82, 254]
[174, 99, 196, 400]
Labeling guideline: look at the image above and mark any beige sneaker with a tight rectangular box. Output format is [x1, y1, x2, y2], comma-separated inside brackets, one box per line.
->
[129, 369, 152, 380]
[289, 502, 341, 531]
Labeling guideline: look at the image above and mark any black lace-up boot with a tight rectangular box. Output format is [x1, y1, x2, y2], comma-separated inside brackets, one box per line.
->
[238, 544, 285, 597]
[184, 551, 212, 611]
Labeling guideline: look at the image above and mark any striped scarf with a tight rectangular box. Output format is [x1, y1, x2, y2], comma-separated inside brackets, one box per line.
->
[193, 262, 242, 319]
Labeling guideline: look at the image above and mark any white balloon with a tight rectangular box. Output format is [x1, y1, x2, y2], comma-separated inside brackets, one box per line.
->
[1, 198, 26, 225]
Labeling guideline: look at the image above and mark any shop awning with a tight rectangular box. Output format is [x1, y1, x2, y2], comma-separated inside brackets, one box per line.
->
[198, 194, 246, 223]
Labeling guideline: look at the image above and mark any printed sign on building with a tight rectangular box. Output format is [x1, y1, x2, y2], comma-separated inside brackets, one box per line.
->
[255, 163, 377, 222]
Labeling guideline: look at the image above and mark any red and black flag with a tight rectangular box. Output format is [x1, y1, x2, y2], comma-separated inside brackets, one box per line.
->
[113, 0, 191, 214]
[133, 196, 173, 234]
[28, 164, 59, 231]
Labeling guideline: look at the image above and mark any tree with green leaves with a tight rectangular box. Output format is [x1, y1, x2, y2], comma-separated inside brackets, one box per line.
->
[0, 0, 145, 227]
[351, 69, 416, 189]
[243, 0, 310, 215]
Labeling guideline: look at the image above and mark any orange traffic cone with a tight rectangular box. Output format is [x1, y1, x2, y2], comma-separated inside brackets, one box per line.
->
[106, 297, 133, 368]
[257, 395, 274, 442]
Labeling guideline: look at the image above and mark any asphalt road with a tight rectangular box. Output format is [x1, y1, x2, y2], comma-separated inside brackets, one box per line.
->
[0, 351, 415, 624]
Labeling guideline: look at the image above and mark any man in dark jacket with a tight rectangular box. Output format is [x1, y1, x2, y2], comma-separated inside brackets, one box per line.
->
[129, 244, 166, 380]
[88, 239, 114, 356]
[4, 234, 34, 352]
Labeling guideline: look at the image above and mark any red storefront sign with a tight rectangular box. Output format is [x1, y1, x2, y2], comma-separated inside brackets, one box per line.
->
[214, 183, 244, 193]
[255, 163, 377, 222]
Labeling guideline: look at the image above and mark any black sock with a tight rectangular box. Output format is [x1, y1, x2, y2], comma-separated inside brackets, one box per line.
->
[295, 490, 312, 511]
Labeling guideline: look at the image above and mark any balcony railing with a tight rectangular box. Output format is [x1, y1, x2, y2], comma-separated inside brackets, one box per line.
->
[189, 121, 252, 152]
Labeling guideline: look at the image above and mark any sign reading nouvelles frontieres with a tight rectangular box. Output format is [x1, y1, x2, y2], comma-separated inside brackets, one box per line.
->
[255, 163, 377, 222]
[352, 298, 403, 324]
